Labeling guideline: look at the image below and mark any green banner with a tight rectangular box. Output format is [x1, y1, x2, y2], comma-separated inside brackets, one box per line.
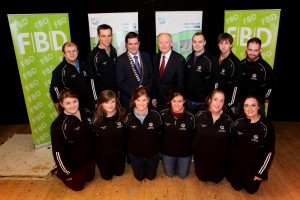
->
[8, 13, 71, 148]
[224, 9, 281, 67]
[224, 9, 281, 114]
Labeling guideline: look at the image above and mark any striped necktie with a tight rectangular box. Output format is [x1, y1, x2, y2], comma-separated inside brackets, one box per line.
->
[134, 55, 141, 77]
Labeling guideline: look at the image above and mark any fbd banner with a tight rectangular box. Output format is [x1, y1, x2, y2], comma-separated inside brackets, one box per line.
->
[155, 11, 203, 58]
[224, 9, 281, 115]
[88, 12, 138, 56]
[224, 9, 281, 67]
[8, 13, 71, 148]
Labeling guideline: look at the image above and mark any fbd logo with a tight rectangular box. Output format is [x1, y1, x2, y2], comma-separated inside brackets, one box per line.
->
[91, 18, 100, 26]
[157, 17, 166, 24]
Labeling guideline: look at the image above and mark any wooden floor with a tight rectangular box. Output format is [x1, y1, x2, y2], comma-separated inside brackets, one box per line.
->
[0, 121, 299, 200]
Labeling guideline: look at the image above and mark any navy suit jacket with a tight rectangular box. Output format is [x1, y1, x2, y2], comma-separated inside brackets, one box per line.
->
[116, 51, 153, 107]
[152, 50, 187, 111]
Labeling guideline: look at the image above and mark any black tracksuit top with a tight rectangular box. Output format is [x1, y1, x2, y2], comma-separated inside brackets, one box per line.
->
[231, 116, 275, 179]
[87, 44, 118, 96]
[160, 108, 195, 157]
[93, 111, 127, 156]
[218, 52, 241, 108]
[193, 110, 233, 161]
[49, 59, 96, 111]
[124, 109, 162, 158]
[50, 108, 94, 178]
[240, 56, 274, 102]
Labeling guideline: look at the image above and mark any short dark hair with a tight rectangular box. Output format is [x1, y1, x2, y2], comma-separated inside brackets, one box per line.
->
[61, 42, 78, 52]
[166, 88, 187, 108]
[97, 24, 112, 35]
[217, 32, 233, 44]
[192, 32, 205, 40]
[247, 37, 261, 47]
[129, 86, 150, 108]
[125, 31, 139, 44]
[58, 88, 78, 113]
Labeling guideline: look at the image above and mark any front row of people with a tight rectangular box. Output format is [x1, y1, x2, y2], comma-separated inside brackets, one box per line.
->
[50, 87, 275, 194]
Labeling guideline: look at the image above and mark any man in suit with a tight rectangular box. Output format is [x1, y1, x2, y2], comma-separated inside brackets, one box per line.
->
[152, 33, 187, 111]
[116, 32, 153, 108]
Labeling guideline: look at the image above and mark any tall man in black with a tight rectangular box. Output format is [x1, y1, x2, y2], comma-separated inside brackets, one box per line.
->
[240, 37, 275, 116]
[185, 32, 219, 114]
[87, 24, 118, 98]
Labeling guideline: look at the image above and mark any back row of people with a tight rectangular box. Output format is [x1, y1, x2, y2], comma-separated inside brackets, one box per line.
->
[51, 87, 275, 195]
[49, 24, 275, 119]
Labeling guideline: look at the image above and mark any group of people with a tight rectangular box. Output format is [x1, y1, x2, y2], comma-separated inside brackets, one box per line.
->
[49, 24, 276, 194]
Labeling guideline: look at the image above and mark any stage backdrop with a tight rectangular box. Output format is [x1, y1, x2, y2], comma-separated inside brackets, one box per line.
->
[8, 13, 71, 148]
[155, 11, 203, 58]
[88, 12, 138, 56]
[224, 9, 281, 114]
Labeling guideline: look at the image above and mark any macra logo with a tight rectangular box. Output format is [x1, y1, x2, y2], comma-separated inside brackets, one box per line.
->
[91, 17, 100, 26]
[157, 17, 166, 25]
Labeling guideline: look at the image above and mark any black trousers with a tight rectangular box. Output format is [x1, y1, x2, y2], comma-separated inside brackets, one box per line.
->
[57, 159, 95, 191]
[95, 152, 126, 180]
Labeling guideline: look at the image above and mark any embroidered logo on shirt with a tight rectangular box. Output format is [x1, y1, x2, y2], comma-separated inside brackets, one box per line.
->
[221, 69, 225, 75]
[200, 124, 207, 127]
[251, 134, 259, 142]
[251, 74, 257, 80]
[117, 122, 123, 128]
[100, 126, 107, 129]
[196, 66, 202, 72]
[218, 125, 226, 133]
[179, 123, 187, 130]
[148, 122, 154, 129]
[165, 123, 171, 126]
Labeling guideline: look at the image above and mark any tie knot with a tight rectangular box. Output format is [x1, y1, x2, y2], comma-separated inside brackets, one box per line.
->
[134, 55, 138, 60]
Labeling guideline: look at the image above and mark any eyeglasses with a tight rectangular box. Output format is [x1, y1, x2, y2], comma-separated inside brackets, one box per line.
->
[64, 50, 78, 54]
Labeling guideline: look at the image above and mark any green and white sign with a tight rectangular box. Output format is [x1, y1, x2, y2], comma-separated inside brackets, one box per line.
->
[224, 9, 281, 67]
[8, 13, 71, 148]
[88, 12, 138, 56]
[155, 11, 203, 58]
[224, 9, 281, 115]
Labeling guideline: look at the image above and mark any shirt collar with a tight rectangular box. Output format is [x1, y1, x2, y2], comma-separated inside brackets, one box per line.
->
[128, 51, 140, 59]
[161, 50, 171, 60]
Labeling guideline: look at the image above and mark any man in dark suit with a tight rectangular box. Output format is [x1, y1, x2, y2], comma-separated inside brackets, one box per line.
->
[152, 33, 187, 111]
[116, 32, 153, 108]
